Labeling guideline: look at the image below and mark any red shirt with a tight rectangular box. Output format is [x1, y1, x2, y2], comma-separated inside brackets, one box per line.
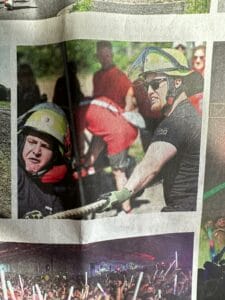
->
[93, 66, 132, 109]
[75, 97, 138, 156]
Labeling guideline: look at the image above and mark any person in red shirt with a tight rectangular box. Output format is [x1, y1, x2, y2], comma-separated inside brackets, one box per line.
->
[93, 41, 136, 112]
[190, 45, 206, 114]
[74, 96, 138, 213]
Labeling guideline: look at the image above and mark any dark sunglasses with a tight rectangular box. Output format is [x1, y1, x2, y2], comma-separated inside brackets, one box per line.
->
[145, 78, 167, 90]
[193, 55, 205, 60]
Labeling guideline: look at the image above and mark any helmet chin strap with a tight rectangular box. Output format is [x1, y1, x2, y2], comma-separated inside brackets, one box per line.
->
[30, 150, 59, 178]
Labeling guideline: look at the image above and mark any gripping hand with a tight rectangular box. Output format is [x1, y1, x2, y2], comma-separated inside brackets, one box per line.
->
[24, 210, 43, 219]
[99, 188, 132, 211]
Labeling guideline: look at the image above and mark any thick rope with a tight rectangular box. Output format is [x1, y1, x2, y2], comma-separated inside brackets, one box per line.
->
[45, 199, 107, 219]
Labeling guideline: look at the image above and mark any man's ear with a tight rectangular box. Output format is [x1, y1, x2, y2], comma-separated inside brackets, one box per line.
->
[174, 78, 183, 88]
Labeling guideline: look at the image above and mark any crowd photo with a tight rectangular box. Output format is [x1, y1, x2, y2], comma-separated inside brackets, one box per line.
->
[17, 40, 205, 219]
[0, 233, 193, 299]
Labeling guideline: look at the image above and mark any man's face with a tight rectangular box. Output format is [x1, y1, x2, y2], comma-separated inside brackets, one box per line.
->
[22, 134, 54, 174]
[192, 48, 205, 73]
[146, 73, 168, 112]
[96, 47, 113, 68]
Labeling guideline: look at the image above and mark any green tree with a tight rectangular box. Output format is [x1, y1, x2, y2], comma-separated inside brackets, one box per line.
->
[17, 45, 63, 78]
[72, 0, 93, 12]
[66, 40, 98, 73]
[17, 41, 174, 79]
[185, 0, 211, 13]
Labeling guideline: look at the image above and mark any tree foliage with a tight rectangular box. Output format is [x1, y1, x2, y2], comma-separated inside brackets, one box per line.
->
[17, 45, 63, 78]
[185, 0, 210, 13]
[17, 41, 174, 79]
[72, 0, 93, 12]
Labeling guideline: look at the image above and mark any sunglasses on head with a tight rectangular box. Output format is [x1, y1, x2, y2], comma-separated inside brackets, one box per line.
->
[146, 78, 167, 90]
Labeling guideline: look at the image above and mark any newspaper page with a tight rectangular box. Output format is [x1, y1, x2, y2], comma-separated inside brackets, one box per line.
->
[0, 0, 224, 299]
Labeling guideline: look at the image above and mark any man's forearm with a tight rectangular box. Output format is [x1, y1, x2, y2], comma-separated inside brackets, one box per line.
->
[124, 152, 159, 195]
[98, 142, 177, 211]
[125, 141, 177, 195]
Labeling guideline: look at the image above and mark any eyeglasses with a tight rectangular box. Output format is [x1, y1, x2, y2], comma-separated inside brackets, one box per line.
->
[146, 78, 167, 90]
[193, 55, 205, 60]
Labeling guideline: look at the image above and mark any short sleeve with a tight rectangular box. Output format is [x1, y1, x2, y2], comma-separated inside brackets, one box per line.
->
[151, 115, 186, 150]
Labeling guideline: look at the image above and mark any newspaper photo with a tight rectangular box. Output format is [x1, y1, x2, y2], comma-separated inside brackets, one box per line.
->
[0, 0, 224, 299]
[16, 40, 204, 219]
[0, 233, 193, 299]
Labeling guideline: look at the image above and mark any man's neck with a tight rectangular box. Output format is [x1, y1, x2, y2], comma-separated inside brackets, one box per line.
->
[101, 63, 114, 70]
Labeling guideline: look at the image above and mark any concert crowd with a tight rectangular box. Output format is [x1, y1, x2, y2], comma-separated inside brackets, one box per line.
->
[0, 261, 192, 300]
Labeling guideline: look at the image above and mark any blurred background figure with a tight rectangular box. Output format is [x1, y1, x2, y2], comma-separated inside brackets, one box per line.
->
[0, 83, 10, 101]
[53, 60, 84, 117]
[17, 63, 45, 116]
[93, 40, 136, 112]
[192, 45, 206, 77]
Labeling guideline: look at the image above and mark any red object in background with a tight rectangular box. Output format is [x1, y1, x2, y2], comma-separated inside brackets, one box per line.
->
[73, 166, 96, 180]
[189, 92, 203, 115]
[93, 66, 132, 109]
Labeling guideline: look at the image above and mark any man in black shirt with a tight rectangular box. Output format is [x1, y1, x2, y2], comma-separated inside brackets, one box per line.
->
[100, 47, 203, 212]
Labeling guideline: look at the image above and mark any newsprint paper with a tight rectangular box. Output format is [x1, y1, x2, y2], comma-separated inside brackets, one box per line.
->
[0, 0, 225, 299]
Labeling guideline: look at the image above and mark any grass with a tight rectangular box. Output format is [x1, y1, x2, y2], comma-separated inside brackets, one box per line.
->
[0, 101, 10, 109]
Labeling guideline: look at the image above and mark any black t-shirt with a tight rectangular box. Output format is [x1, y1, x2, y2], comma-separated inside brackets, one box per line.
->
[18, 166, 64, 218]
[151, 100, 201, 210]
